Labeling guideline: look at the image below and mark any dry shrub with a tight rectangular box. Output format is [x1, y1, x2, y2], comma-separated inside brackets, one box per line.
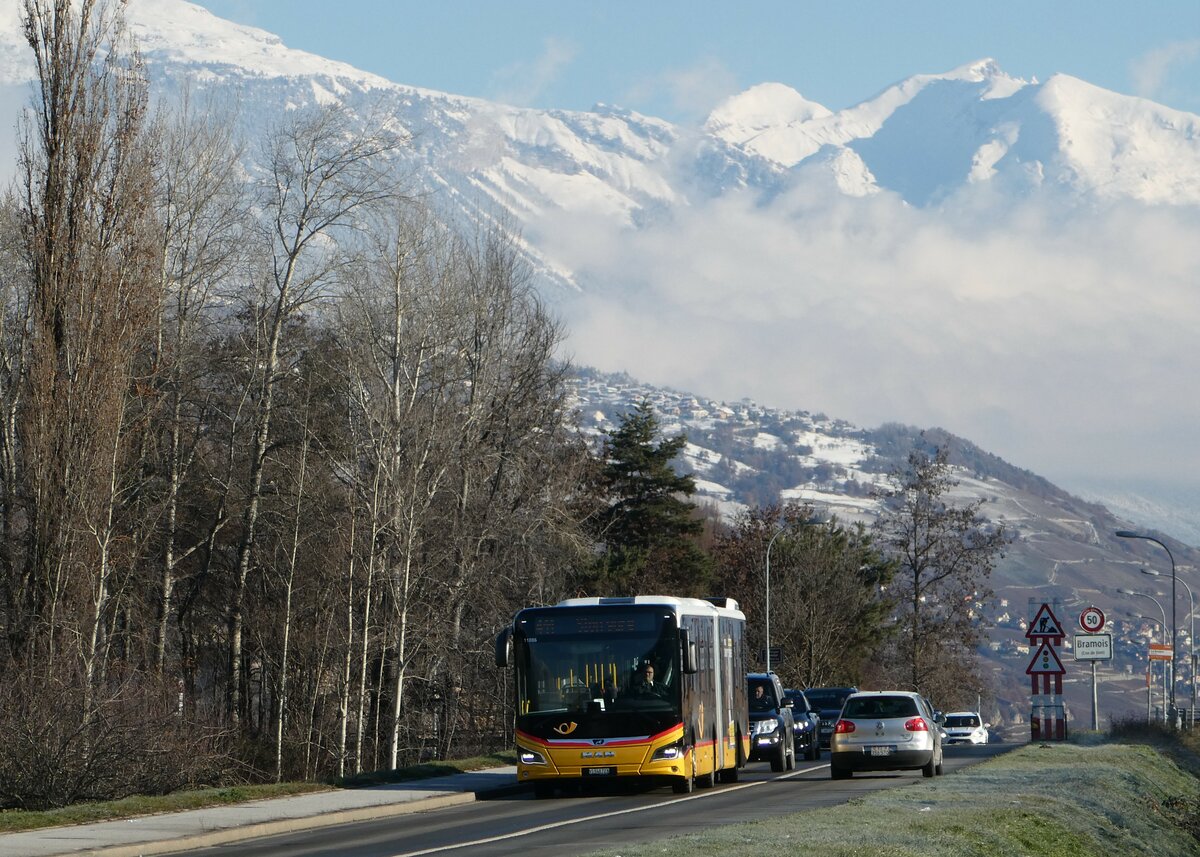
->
[0, 670, 230, 809]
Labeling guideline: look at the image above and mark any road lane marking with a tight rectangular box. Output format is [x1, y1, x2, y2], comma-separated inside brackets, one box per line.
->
[385, 764, 828, 857]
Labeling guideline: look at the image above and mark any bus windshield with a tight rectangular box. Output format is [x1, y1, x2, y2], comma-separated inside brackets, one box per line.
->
[514, 608, 679, 716]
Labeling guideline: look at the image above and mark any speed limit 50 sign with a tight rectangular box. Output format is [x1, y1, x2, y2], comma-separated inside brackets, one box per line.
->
[1079, 606, 1105, 633]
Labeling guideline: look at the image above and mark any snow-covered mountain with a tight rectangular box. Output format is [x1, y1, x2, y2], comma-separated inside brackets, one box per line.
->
[5, 2, 1200, 242]
[4, 2, 1198, 533]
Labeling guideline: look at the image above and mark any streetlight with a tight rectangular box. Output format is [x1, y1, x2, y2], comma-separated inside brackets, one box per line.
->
[1132, 614, 1169, 723]
[764, 526, 786, 673]
[1117, 530, 1179, 726]
[764, 517, 823, 673]
[1120, 586, 1170, 724]
[1144, 567, 1196, 726]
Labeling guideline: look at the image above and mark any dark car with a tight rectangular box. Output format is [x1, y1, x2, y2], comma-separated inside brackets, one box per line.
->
[784, 688, 821, 761]
[803, 686, 858, 749]
[747, 673, 795, 772]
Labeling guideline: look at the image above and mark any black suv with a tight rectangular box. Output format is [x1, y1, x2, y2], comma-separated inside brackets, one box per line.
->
[803, 686, 858, 749]
[784, 688, 821, 761]
[747, 672, 795, 772]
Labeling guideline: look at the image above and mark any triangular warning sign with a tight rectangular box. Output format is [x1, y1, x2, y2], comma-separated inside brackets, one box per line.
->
[1026, 642, 1066, 675]
[1026, 603, 1064, 641]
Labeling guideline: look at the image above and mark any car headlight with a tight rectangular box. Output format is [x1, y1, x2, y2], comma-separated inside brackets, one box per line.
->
[751, 719, 779, 736]
[796, 719, 812, 732]
[518, 746, 547, 765]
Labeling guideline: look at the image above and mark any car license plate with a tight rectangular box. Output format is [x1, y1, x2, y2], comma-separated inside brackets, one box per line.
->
[582, 766, 616, 776]
[868, 745, 893, 757]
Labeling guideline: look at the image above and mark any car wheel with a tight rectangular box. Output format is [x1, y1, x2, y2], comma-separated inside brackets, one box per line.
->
[787, 738, 796, 770]
[770, 738, 787, 772]
[935, 759, 944, 775]
[830, 764, 851, 780]
[807, 738, 820, 761]
[922, 758, 935, 778]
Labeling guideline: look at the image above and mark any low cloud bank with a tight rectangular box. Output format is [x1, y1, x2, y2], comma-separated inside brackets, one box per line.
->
[537, 181, 1200, 492]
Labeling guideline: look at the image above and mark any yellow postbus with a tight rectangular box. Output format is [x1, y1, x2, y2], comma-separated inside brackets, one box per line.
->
[495, 596, 748, 797]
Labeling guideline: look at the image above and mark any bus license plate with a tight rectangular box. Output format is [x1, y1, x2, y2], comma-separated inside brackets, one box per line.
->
[582, 766, 616, 776]
[868, 745, 893, 757]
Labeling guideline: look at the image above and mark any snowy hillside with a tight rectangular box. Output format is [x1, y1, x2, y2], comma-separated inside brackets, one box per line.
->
[571, 367, 1200, 723]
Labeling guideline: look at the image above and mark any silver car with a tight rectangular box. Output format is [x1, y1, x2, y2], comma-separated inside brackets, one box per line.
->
[829, 691, 944, 779]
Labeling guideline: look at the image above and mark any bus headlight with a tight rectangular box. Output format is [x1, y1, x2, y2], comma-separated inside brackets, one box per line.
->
[652, 740, 684, 761]
[518, 746, 547, 765]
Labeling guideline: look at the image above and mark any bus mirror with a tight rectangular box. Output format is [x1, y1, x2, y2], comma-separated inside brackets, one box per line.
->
[494, 628, 512, 668]
[680, 629, 698, 674]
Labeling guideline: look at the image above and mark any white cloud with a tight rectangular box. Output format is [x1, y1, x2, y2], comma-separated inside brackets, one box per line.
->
[486, 37, 576, 108]
[1130, 40, 1200, 100]
[534, 182, 1200, 494]
[624, 58, 739, 122]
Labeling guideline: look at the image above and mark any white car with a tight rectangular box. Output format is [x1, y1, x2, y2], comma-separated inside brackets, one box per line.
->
[942, 711, 989, 744]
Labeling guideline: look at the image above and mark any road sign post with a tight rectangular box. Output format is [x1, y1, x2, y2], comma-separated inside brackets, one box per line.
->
[1075, 621, 1110, 731]
[1026, 600, 1067, 741]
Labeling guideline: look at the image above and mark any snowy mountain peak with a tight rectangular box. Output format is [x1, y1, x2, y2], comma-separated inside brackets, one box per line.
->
[704, 82, 832, 144]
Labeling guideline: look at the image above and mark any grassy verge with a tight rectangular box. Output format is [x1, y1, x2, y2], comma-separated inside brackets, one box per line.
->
[0, 749, 517, 834]
[584, 730, 1200, 857]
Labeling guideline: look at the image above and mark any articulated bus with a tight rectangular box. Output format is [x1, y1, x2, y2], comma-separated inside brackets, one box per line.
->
[495, 596, 748, 797]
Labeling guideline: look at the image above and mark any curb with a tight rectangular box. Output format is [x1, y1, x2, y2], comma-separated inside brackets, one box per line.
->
[46, 791, 479, 857]
[475, 781, 531, 800]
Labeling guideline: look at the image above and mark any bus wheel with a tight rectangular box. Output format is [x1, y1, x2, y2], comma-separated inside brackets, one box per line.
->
[533, 781, 555, 799]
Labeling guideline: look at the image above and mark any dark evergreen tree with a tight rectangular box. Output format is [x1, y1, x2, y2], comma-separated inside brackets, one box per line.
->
[591, 401, 711, 596]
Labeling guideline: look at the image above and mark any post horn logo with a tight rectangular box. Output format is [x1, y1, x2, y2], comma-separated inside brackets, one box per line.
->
[553, 721, 578, 736]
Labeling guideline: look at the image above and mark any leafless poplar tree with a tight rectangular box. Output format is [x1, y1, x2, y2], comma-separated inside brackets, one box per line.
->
[15, 0, 158, 686]
[225, 105, 397, 726]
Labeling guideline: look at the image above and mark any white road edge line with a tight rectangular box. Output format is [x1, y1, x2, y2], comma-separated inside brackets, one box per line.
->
[386, 764, 829, 857]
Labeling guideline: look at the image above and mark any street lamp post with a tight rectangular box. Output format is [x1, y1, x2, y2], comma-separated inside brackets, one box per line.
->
[764, 527, 785, 674]
[1117, 531, 1179, 726]
[1119, 587, 1170, 723]
[1133, 614, 1169, 722]
[1144, 568, 1196, 727]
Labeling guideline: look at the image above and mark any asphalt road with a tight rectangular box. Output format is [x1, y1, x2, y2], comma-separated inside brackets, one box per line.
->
[177, 744, 1014, 857]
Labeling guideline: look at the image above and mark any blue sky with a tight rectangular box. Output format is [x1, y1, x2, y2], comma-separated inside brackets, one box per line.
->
[195, 0, 1200, 121]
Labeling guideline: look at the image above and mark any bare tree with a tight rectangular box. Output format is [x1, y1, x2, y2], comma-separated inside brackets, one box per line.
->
[225, 105, 397, 726]
[16, 0, 159, 688]
[148, 90, 246, 675]
[874, 444, 1008, 700]
[0, 195, 33, 664]
[712, 504, 892, 686]
[336, 203, 460, 769]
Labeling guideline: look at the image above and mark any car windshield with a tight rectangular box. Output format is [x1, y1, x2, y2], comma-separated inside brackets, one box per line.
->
[842, 696, 920, 719]
[806, 690, 851, 709]
[784, 691, 809, 712]
[945, 715, 981, 728]
[748, 679, 778, 711]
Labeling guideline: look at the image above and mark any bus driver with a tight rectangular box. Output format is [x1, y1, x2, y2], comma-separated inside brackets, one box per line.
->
[631, 663, 665, 697]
